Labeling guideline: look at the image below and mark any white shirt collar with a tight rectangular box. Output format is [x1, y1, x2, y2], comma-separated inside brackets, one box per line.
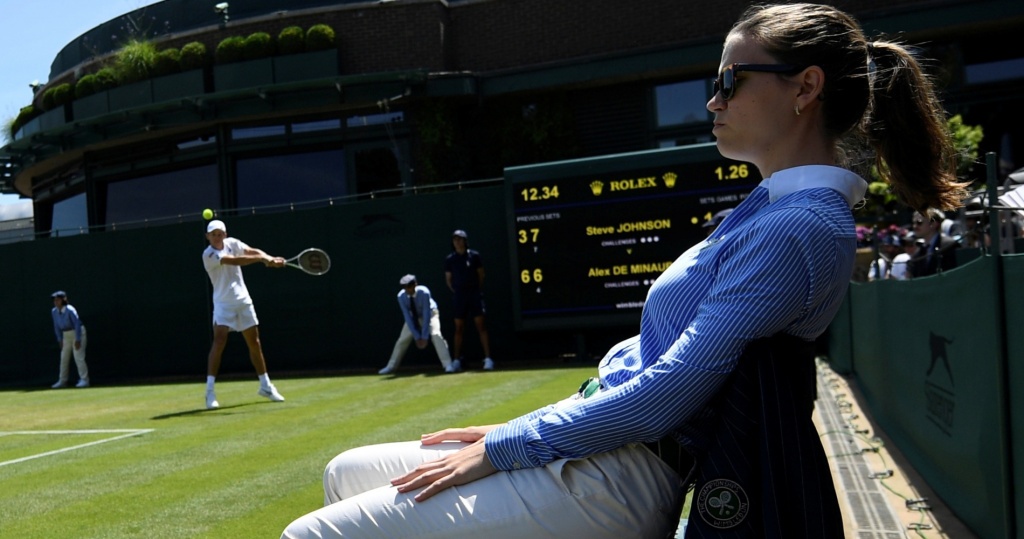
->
[760, 165, 868, 209]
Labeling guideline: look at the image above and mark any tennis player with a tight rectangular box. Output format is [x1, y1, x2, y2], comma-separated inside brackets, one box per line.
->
[282, 3, 967, 537]
[202, 219, 287, 409]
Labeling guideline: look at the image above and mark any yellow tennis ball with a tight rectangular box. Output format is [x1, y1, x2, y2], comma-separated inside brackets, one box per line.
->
[202, 208, 214, 220]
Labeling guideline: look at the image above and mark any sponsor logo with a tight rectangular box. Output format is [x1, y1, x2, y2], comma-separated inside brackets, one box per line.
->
[924, 331, 955, 436]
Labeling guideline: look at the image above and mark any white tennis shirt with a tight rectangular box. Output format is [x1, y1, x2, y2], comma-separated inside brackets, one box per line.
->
[203, 237, 254, 307]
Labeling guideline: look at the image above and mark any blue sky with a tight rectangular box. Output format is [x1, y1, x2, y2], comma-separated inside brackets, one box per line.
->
[0, 0, 161, 216]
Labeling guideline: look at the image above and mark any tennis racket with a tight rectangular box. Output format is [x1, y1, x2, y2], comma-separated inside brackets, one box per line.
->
[285, 248, 331, 275]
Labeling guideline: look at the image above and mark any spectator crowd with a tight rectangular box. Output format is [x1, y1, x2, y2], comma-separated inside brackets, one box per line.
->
[860, 208, 1023, 282]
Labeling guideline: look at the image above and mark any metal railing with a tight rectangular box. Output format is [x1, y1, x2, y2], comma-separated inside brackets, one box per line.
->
[0, 177, 503, 244]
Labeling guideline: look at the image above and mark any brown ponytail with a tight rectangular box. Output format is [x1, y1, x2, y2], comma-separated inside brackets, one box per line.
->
[864, 41, 969, 212]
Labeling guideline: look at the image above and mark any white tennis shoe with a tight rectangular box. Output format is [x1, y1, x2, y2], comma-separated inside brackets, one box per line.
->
[378, 366, 395, 375]
[205, 390, 220, 409]
[483, 357, 495, 371]
[258, 384, 285, 402]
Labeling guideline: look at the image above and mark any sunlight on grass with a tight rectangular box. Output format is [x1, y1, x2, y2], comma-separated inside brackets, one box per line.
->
[0, 365, 598, 538]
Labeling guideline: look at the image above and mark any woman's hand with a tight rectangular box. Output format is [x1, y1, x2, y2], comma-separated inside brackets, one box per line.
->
[390, 438, 498, 502]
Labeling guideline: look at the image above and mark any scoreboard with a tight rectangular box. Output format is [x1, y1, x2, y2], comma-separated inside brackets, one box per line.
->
[505, 143, 761, 330]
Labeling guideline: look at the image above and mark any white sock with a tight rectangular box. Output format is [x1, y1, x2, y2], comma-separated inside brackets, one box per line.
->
[206, 376, 215, 390]
[259, 373, 271, 387]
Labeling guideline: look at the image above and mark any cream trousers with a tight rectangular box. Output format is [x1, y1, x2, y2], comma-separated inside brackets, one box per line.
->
[58, 326, 88, 383]
[281, 440, 683, 539]
[383, 309, 452, 371]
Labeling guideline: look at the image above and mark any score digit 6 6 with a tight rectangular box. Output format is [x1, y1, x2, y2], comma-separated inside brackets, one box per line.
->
[520, 268, 543, 283]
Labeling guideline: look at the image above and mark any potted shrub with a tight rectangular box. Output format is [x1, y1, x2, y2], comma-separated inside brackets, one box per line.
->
[180, 41, 209, 71]
[108, 39, 159, 112]
[277, 26, 305, 55]
[111, 39, 158, 86]
[75, 74, 102, 99]
[39, 83, 73, 129]
[275, 24, 338, 83]
[94, 68, 118, 90]
[73, 68, 117, 120]
[40, 86, 60, 111]
[13, 105, 37, 132]
[10, 105, 40, 140]
[215, 34, 274, 91]
[215, 36, 246, 64]
[151, 48, 182, 77]
[151, 47, 205, 102]
[242, 32, 275, 61]
[306, 24, 336, 51]
[50, 83, 74, 107]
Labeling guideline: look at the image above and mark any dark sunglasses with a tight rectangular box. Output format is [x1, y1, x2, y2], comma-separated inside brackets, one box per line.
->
[713, 63, 806, 101]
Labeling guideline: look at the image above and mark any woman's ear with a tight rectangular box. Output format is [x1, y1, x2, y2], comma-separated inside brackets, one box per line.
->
[796, 66, 826, 109]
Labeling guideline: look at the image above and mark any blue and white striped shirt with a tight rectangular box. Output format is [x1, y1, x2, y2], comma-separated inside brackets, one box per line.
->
[485, 165, 867, 470]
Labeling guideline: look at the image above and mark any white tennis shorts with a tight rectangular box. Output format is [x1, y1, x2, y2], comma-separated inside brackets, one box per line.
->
[212, 303, 259, 332]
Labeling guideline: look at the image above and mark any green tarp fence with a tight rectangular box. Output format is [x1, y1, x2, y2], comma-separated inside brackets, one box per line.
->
[0, 187, 626, 387]
[828, 254, 1024, 538]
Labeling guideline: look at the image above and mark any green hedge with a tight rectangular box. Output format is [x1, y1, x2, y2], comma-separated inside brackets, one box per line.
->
[14, 24, 335, 125]
[41, 83, 73, 111]
[152, 48, 182, 77]
[306, 24, 336, 51]
[242, 32, 275, 60]
[215, 35, 246, 64]
[75, 68, 119, 98]
[180, 42, 208, 71]
[278, 26, 305, 55]
[10, 105, 37, 136]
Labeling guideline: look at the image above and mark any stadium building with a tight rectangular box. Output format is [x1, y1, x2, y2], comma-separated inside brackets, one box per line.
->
[0, 0, 1019, 373]
[2, 0, 1021, 236]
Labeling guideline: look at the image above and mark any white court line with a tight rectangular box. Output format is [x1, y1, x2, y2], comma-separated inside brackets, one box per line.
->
[0, 429, 154, 467]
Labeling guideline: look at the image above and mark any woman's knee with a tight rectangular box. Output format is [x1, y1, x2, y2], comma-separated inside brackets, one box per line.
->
[280, 514, 323, 539]
[322, 446, 380, 503]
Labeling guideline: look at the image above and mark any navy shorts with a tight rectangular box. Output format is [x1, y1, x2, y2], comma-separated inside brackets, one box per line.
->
[452, 291, 485, 319]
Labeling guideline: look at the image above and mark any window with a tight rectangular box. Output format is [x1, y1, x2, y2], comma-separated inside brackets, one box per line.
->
[965, 57, 1024, 85]
[236, 149, 347, 208]
[177, 134, 217, 150]
[346, 111, 404, 128]
[655, 80, 709, 127]
[232, 125, 287, 140]
[104, 165, 219, 228]
[292, 119, 342, 134]
[52, 193, 88, 236]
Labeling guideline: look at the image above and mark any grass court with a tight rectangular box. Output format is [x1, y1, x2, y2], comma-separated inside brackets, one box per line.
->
[0, 364, 598, 538]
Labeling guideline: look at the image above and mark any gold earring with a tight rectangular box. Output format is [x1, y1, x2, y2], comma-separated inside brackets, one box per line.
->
[794, 105, 801, 116]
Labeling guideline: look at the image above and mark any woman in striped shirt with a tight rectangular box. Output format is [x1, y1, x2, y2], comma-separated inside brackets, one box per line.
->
[283, 4, 967, 538]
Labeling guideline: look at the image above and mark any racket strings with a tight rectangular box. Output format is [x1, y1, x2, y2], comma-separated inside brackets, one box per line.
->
[298, 250, 330, 274]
